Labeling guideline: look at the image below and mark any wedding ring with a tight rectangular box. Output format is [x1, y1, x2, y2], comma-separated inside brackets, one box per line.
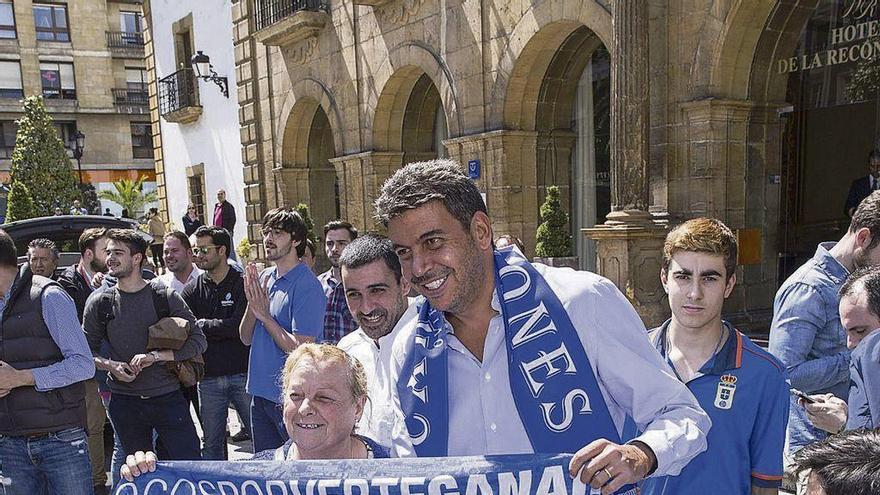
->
[603, 468, 613, 481]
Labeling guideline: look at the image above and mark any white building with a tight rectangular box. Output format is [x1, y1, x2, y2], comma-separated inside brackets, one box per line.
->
[144, 0, 245, 243]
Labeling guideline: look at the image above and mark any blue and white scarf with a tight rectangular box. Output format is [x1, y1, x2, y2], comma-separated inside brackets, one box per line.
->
[398, 248, 625, 461]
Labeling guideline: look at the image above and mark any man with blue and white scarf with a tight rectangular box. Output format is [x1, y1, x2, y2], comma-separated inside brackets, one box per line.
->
[375, 160, 711, 495]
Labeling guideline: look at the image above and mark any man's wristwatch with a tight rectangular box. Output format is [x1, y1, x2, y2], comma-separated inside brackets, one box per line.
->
[150, 350, 161, 362]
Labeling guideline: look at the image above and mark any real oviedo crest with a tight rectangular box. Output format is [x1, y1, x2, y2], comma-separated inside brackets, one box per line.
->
[714, 374, 737, 410]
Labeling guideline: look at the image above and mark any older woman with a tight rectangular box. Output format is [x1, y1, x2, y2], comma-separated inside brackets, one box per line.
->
[120, 344, 388, 481]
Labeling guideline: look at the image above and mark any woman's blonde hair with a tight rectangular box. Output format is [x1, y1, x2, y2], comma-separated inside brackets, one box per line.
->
[280, 343, 368, 404]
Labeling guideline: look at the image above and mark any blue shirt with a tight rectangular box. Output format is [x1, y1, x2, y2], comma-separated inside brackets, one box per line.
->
[643, 321, 789, 494]
[246, 263, 326, 403]
[847, 329, 880, 430]
[768, 242, 850, 452]
[0, 277, 94, 392]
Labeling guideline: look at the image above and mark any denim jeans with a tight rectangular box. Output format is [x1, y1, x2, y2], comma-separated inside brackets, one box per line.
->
[0, 427, 93, 495]
[199, 373, 252, 460]
[250, 396, 288, 453]
[107, 390, 200, 461]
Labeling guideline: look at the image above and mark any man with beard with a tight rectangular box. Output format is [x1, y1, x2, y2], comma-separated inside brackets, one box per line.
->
[337, 234, 416, 448]
[240, 208, 325, 452]
[157, 232, 202, 293]
[57, 227, 111, 494]
[27, 238, 59, 279]
[83, 229, 205, 462]
[376, 160, 709, 494]
[770, 190, 880, 476]
[182, 226, 251, 459]
[318, 220, 358, 343]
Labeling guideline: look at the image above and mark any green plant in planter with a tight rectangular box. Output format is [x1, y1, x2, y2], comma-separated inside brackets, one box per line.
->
[535, 186, 571, 258]
[294, 203, 319, 246]
[236, 237, 254, 261]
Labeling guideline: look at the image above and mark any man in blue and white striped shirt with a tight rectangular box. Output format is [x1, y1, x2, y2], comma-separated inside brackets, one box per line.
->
[0, 228, 95, 495]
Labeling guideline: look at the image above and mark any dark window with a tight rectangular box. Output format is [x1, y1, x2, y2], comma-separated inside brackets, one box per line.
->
[188, 173, 205, 219]
[54, 121, 76, 157]
[40, 62, 76, 99]
[131, 123, 153, 159]
[0, 60, 23, 99]
[0, 1, 16, 39]
[33, 4, 69, 42]
[0, 120, 17, 158]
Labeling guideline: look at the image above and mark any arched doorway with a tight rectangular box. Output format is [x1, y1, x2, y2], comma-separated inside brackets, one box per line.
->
[279, 100, 340, 235]
[374, 67, 448, 165]
[504, 24, 611, 270]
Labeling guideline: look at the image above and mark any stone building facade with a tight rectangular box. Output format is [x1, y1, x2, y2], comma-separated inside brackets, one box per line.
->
[0, 0, 156, 215]
[224, 0, 876, 330]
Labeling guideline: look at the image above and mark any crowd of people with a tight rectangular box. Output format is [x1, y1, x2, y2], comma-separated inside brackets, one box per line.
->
[1, 159, 880, 495]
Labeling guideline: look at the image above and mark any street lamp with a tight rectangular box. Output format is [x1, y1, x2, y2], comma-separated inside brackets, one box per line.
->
[71, 130, 85, 186]
[190, 51, 229, 98]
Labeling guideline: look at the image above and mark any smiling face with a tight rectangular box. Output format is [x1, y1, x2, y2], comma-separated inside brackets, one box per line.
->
[163, 236, 192, 274]
[282, 356, 365, 459]
[387, 201, 492, 316]
[342, 260, 410, 341]
[105, 239, 140, 279]
[839, 291, 880, 349]
[661, 250, 736, 333]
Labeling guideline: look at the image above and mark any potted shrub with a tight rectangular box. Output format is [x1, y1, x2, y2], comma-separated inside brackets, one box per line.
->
[533, 186, 579, 269]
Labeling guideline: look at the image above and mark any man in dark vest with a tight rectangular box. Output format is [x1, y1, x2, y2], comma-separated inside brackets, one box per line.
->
[0, 229, 95, 495]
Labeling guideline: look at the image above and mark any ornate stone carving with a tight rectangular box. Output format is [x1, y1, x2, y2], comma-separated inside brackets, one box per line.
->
[377, 0, 427, 24]
[288, 38, 318, 65]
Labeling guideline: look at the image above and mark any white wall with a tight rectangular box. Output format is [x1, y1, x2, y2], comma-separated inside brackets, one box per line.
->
[150, 0, 246, 244]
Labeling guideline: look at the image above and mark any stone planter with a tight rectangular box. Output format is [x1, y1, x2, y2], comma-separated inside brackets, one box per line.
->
[533, 256, 579, 269]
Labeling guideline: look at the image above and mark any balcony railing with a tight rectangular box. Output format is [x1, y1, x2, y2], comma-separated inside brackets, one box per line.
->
[106, 30, 144, 49]
[112, 88, 148, 113]
[158, 68, 201, 123]
[255, 0, 330, 31]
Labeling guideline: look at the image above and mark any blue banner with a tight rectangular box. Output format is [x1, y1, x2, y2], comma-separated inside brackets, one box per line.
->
[112, 453, 637, 495]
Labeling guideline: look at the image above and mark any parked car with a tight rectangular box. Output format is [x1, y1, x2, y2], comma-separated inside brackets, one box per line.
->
[1, 215, 153, 274]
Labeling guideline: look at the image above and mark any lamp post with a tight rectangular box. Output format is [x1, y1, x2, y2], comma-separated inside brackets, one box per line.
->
[71, 130, 85, 186]
[190, 51, 229, 98]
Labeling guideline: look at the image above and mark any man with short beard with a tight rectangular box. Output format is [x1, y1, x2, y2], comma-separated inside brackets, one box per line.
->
[770, 189, 880, 489]
[376, 160, 709, 494]
[337, 234, 416, 448]
[318, 220, 358, 343]
[182, 226, 251, 459]
[83, 229, 205, 463]
[240, 208, 326, 452]
[57, 227, 111, 494]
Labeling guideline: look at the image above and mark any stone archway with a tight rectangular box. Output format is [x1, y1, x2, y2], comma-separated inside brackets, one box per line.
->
[489, 22, 610, 268]
[278, 98, 340, 235]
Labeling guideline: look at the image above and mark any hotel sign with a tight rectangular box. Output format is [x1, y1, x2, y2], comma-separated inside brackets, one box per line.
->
[778, 0, 879, 74]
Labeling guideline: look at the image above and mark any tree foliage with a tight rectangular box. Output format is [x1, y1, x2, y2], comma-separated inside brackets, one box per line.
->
[97, 176, 157, 218]
[847, 57, 880, 102]
[10, 96, 80, 213]
[78, 182, 100, 214]
[294, 203, 319, 245]
[535, 186, 572, 258]
[5, 181, 37, 223]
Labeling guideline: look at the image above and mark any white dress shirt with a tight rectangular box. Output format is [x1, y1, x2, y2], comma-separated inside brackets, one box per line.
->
[158, 265, 203, 293]
[339, 301, 417, 448]
[387, 264, 711, 477]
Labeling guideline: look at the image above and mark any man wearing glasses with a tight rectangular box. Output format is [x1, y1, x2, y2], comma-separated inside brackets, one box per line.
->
[181, 226, 251, 459]
[239, 208, 326, 452]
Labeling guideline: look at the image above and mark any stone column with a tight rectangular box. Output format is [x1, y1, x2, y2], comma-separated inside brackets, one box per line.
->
[330, 151, 404, 232]
[585, 0, 668, 326]
[444, 130, 540, 254]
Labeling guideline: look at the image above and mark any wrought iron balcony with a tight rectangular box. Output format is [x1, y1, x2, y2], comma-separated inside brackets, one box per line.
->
[158, 68, 202, 124]
[254, 0, 330, 47]
[106, 31, 144, 57]
[112, 88, 148, 114]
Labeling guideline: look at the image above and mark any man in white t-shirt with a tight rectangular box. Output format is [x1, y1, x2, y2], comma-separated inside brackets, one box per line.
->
[337, 234, 415, 448]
